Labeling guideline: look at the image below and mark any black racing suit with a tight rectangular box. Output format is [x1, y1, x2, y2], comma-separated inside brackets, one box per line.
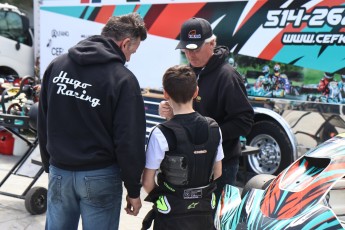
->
[145, 112, 220, 230]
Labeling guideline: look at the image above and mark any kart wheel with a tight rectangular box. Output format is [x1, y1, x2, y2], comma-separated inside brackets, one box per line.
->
[25, 187, 47, 215]
[247, 120, 293, 175]
[241, 174, 276, 198]
[6, 103, 22, 115]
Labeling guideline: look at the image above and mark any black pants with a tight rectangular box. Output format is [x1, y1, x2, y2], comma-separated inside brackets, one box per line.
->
[152, 193, 215, 230]
[214, 158, 239, 205]
[153, 212, 215, 230]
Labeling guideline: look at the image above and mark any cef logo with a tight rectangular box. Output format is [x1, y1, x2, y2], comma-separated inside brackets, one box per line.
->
[81, 0, 101, 3]
[188, 30, 201, 39]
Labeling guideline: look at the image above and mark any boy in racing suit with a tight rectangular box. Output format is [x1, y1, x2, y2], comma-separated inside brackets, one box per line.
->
[142, 65, 224, 230]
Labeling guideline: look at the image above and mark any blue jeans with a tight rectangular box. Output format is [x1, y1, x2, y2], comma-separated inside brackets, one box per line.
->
[46, 165, 123, 230]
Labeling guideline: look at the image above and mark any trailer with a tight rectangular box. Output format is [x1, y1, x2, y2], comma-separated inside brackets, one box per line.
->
[37, 0, 345, 175]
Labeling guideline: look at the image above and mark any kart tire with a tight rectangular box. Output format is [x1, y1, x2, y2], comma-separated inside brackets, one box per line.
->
[28, 103, 39, 130]
[241, 174, 276, 198]
[6, 103, 22, 115]
[246, 120, 293, 175]
[25, 186, 47, 215]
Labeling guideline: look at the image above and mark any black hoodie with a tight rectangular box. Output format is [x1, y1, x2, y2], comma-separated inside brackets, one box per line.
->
[38, 35, 146, 198]
[193, 46, 254, 161]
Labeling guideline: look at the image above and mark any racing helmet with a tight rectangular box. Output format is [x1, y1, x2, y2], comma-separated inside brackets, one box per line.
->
[262, 65, 270, 74]
[341, 74, 345, 80]
[228, 58, 235, 66]
[324, 72, 334, 80]
[273, 64, 280, 72]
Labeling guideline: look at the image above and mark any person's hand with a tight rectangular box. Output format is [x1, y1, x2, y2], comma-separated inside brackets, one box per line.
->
[125, 195, 142, 216]
[159, 100, 173, 120]
[33, 84, 41, 92]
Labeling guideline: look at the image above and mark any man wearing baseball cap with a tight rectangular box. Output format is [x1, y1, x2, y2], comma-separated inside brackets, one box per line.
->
[176, 17, 214, 50]
[160, 17, 254, 210]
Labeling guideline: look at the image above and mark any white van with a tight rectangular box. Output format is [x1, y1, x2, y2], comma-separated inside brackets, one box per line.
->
[0, 3, 34, 78]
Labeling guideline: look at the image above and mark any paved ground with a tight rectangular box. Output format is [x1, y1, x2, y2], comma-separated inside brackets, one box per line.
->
[0, 186, 153, 230]
[1, 153, 344, 230]
[0, 154, 153, 230]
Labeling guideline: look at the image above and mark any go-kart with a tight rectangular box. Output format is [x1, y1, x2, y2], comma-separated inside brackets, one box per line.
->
[247, 75, 286, 98]
[306, 81, 345, 104]
[318, 81, 343, 104]
[215, 133, 345, 229]
[0, 76, 46, 215]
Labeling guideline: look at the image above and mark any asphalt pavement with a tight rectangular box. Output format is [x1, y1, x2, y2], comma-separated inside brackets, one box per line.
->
[1, 153, 343, 230]
[0, 154, 153, 230]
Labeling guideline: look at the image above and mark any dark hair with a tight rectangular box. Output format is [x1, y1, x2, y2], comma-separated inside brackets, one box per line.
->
[101, 13, 147, 42]
[163, 65, 197, 104]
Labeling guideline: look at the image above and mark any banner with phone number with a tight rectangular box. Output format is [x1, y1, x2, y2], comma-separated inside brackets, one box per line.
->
[41, 0, 345, 73]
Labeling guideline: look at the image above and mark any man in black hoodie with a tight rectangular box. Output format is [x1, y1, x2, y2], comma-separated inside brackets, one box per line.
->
[38, 13, 147, 230]
[159, 17, 254, 206]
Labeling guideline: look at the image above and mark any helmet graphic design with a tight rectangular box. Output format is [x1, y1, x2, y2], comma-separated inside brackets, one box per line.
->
[262, 65, 270, 74]
[324, 72, 334, 80]
[274, 64, 280, 72]
[228, 58, 235, 66]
